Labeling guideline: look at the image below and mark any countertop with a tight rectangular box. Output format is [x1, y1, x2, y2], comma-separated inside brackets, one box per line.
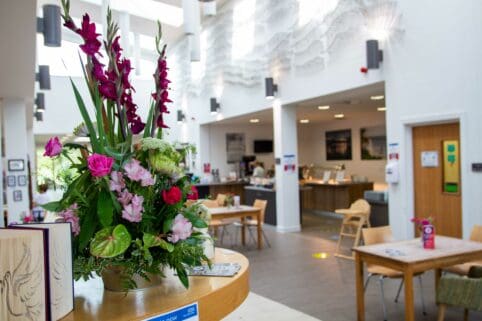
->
[244, 185, 275, 192]
[301, 179, 374, 186]
[195, 181, 249, 186]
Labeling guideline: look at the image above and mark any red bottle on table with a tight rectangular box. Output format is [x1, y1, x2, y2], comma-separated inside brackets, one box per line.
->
[422, 225, 435, 249]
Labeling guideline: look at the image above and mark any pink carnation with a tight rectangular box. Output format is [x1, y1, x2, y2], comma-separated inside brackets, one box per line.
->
[88, 153, 114, 177]
[117, 189, 133, 206]
[44, 137, 63, 157]
[123, 159, 154, 186]
[168, 214, 192, 243]
[59, 204, 80, 236]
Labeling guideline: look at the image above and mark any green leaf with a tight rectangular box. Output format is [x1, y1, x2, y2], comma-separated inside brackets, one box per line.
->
[183, 212, 208, 229]
[41, 201, 62, 212]
[97, 190, 114, 227]
[90, 224, 131, 258]
[78, 208, 97, 251]
[104, 146, 126, 161]
[176, 265, 189, 289]
[69, 77, 101, 152]
[163, 218, 173, 234]
[158, 239, 174, 252]
[143, 101, 155, 138]
[63, 143, 89, 151]
[143, 233, 174, 253]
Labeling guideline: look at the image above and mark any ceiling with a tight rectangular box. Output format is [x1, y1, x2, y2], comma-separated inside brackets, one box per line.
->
[37, 0, 229, 45]
[210, 82, 386, 126]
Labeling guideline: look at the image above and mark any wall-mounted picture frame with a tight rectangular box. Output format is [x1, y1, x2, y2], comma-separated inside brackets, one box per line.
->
[6, 175, 16, 187]
[360, 126, 387, 160]
[326, 129, 352, 160]
[226, 133, 245, 164]
[13, 190, 22, 202]
[8, 159, 24, 171]
[17, 175, 27, 186]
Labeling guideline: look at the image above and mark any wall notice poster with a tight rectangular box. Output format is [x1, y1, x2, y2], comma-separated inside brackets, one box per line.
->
[226, 133, 245, 164]
[283, 154, 296, 174]
[360, 126, 386, 160]
[326, 129, 352, 160]
[443, 140, 460, 193]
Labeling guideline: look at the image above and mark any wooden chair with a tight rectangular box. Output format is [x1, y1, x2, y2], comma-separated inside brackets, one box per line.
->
[234, 199, 271, 248]
[334, 199, 371, 259]
[203, 199, 231, 244]
[437, 265, 482, 321]
[216, 193, 227, 207]
[362, 226, 426, 321]
[444, 225, 482, 275]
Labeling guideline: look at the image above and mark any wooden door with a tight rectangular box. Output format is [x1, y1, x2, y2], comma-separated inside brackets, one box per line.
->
[413, 123, 461, 237]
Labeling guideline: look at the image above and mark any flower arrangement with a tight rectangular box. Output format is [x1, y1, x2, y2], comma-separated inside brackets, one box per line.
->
[411, 216, 435, 231]
[41, 0, 211, 290]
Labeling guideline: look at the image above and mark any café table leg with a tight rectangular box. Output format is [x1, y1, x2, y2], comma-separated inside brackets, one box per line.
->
[434, 268, 442, 305]
[404, 268, 415, 321]
[355, 252, 365, 321]
[241, 217, 246, 246]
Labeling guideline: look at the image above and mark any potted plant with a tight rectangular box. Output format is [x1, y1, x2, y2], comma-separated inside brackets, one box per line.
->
[42, 0, 211, 291]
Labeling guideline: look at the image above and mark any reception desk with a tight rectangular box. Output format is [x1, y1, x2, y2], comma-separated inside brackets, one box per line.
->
[301, 180, 374, 212]
[61, 249, 249, 321]
[195, 181, 248, 203]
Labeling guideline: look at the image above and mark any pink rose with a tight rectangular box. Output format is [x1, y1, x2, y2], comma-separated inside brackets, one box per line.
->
[162, 186, 182, 205]
[88, 153, 114, 177]
[168, 214, 192, 243]
[44, 137, 63, 157]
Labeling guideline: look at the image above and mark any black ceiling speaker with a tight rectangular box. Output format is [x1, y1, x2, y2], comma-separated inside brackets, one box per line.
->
[210, 97, 220, 114]
[36, 65, 51, 90]
[37, 4, 61, 47]
[366, 40, 383, 69]
[36, 93, 45, 112]
[265, 77, 278, 100]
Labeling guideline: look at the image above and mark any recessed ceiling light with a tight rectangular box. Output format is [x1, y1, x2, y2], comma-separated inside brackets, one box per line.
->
[334, 114, 345, 119]
[318, 105, 330, 110]
[371, 95, 384, 100]
[300, 119, 310, 124]
[249, 118, 260, 123]
[377, 107, 387, 111]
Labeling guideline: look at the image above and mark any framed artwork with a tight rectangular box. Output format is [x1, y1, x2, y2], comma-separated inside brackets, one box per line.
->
[360, 126, 387, 160]
[326, 129, 352, 160]
[226, 133, 245, 164]
[17, 175, 27, 186]
[8, 159, 24, 171]
[13, 190, 22, 202]
[6, 175, 16, 187]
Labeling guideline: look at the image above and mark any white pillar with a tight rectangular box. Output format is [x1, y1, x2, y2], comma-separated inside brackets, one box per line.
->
[273, 100, 301, 232]
[118, 11, 131, 57]
[0, 108, 3, 227]
[133, 33, 141, 76]
[27, 127, 36, 195]
[2, 98, 30, 224]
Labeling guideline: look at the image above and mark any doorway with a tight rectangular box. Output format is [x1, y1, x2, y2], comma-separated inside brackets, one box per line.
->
[412, 122, 461, 237]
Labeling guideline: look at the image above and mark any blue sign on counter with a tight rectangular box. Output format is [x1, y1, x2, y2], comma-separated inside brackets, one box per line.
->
[143, 302, 199, 321]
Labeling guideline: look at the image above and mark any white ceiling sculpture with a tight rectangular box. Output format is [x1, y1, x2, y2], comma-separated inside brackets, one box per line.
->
[167, 0, 402, 100]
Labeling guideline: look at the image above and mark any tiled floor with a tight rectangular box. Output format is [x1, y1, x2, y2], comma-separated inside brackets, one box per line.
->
[216, 212, 482, 321]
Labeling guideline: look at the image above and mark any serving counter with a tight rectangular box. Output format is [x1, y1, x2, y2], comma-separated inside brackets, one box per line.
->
[301, 180, 374, 212]
[195, 181, 248, 203]
[60, 249, 249, 321]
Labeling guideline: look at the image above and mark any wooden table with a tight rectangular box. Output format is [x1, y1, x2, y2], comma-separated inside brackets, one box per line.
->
[354, 236, 482, 321]
[209, 206, 263, 249]
[60, 248, 249, 321]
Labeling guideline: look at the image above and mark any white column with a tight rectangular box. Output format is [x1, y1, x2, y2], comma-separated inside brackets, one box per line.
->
[118, 12, 131, 57]
[2, 98, 30, 224]
[133, 33, 141, 76]
[0, 108, 3, 227]
[27, 127, 36, 195]
[273, 99, 301, 232]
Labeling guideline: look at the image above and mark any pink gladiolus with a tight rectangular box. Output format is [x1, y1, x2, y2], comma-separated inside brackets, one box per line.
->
[109, 171, 125, 192]
[168, 214, 192, 243]
[117, 189, 133, 206]
[122, 195, 144, 223]
[87, 153, 114, 177]
[44, 136, 63, 157]
[59, 204, 81, 236]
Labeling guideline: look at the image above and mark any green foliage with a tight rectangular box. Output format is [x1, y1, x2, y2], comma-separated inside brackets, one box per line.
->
[90, 224, 132, 258]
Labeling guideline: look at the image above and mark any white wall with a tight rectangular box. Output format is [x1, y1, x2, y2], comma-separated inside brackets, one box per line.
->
[383, 0, 482, 239]
[298, 112, 386, 183]
[201, 123, 274, 178]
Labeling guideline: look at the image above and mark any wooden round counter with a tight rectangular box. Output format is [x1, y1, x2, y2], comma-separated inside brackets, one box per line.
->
[61, 248, 249, 321]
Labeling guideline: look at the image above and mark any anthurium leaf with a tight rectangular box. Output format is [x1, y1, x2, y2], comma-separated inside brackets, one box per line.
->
[97, 190, 114, 227]
[90, 224, 131, 258]
[41, 201, 62, 212]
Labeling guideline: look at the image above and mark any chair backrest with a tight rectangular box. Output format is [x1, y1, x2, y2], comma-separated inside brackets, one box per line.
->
[470, 225, 482, 242]
[202, 199, 219, 208]
[216, 194, 226, 206]
[253, 199, 268, 223]
[349, 199, 371, 215]
[362, 226, 394, 245]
